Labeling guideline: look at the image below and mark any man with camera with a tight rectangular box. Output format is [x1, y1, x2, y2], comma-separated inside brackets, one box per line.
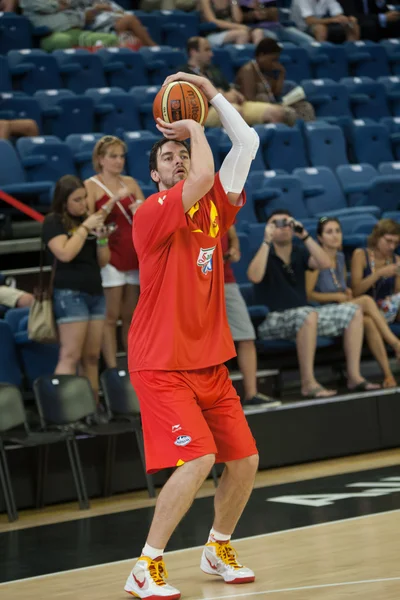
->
[247, 210, 376, 399]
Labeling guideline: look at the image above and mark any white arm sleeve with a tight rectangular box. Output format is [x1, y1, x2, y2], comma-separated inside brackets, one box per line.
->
[210, 93, 260, 194]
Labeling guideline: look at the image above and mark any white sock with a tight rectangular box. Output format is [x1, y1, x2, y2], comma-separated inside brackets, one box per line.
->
[142, 542, 164, 560]
[208, 528, 231, 543]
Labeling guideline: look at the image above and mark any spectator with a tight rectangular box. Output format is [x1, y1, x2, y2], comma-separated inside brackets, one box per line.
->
[199, 0, 265, 46]
[290, 0, 360, 42]
[42, 175, 109, 400]
[181, 36, 296, 127]
[238, 0, 314, 46]
[306, 217, 400, 388]
[236, 38, 315, 125]
[222, 226, 281, 407]
[351, 219, 400, 323]
[0, 0, 18, 11]
[20, 0, 119, 51]
[85, 135, 144, 370]
[0, 118, 39, 140]
[247, 209, 379, 398]
[0, 280, 33, 310]
[340, 0, 400, 41]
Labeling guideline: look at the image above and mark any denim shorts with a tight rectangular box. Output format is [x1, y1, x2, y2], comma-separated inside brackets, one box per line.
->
[53, 288, 106, 325]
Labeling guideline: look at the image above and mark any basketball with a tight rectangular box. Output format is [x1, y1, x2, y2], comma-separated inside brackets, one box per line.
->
[153, 81, 209, 126]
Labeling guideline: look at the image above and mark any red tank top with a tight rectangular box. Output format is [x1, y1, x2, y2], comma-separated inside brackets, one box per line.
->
[93, 178, 139, 271]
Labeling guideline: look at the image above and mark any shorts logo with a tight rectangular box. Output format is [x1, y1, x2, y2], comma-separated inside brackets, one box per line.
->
[174, 435, 191, 447]
[197, 246, 216, 275]
[172, 424, 181, 433]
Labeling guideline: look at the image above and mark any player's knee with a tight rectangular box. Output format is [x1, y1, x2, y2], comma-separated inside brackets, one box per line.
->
[243, 453, 259, 475]
[194, 453, 216, 474]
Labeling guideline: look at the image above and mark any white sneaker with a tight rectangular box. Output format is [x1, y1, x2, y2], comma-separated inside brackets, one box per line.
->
[124, 556, 181, 599]
[200, 541, 255, 584]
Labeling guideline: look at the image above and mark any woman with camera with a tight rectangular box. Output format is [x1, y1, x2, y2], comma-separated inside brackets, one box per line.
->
[306, 217, 400, 388]
[85, 135, 145, 369]
[42, 175, 110, 400]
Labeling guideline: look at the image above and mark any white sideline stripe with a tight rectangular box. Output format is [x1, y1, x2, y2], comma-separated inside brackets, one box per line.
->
[1, 508, 399, 586]
[196, 577, 400, 600]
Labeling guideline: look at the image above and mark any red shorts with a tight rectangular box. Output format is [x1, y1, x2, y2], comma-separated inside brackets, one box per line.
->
[130, 364, 258, 474]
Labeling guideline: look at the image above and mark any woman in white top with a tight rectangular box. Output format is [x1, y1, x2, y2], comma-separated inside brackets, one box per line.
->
[85, 136, 145, 369]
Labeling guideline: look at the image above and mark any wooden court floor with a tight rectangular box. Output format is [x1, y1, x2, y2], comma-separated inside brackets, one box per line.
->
[1, 450, 400, 600]
[1, 510, 399, 600]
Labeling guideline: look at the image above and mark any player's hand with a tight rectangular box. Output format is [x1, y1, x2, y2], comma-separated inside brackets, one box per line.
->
[156, 117, 200, 141]
[264, 222, 276, 244]
[162, 71, 218, 102]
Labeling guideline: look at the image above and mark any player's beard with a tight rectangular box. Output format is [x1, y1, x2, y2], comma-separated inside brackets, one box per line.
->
[162, 171, 187, 189]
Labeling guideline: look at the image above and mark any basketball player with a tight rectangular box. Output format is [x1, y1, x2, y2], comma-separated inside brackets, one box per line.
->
[124, 71, 260, 599]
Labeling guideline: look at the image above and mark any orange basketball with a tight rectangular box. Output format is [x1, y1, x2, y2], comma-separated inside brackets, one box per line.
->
[153, 81, 209, 126]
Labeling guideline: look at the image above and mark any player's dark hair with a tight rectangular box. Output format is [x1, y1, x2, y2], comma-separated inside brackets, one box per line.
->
[149, 138, 190, 173]
[255, 38, 281, 58]
[267, 208, 292, 222]
[186, 36, 202, 55]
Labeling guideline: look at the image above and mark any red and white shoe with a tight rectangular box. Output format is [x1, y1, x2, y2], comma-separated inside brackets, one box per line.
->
[200, 541, 255, 584]
[124, 556, 181, 599]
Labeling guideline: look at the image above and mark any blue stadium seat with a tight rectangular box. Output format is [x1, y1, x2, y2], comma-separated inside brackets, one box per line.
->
[303, 121, 348, 169]
[85, 87, 141, 137]
[0, 56, 12, 92]
[231, 234, 252, 284]
[341, 77, 390, 120]
[279, 45, 312, 83]
[0, 94, 43, 134]
[254, 123, 308, 173]
[0, 13, 32, 54]
[380, 39, 400, 76]
[160, 10, 200, 48]
[293, 166, 378, 218]
[248, 171, 309, 222]
[65, 133, 103, 180]
[53, 49, 107, 94]
[0, 321, 22, 387]
[350, 120, 393, 166]
[7, 50, 62, 94]
[16, 136, 77, 184]
[98, 48, 149, 90]
[377, 76, 400, 116]
[379, 161, 400, 175]
[345, 41, 390, 79]
[336, 163, 378, 206]
[307, 42, 349, 81]
[226, 44, 255, 72]
[0, 139, 53, 200]
[212, 47, 234, 83]
[380, 116, 400, 160]
[139, 47, 186, 85]
[133, 11, 163, 45]
[34, 89, 95, 139]
[129, 85, 159, 134]
[301, 79, 351, 119]
[336, 163, 400, 212]
[123, 130, 160, 186]
[205, 128, 222, 171]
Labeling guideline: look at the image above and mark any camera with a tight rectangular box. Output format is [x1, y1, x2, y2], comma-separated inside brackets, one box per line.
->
[273, 218, 304, 235]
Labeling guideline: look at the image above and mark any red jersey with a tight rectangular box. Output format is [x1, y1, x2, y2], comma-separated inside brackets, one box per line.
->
[95, 193, 138, 271]
[128, 173, 244, 372]
[221, 233, 236, 284]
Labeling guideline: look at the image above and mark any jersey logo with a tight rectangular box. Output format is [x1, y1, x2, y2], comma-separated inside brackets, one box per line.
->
[197, 246, 216, 274]
[158, 195, 166, 205]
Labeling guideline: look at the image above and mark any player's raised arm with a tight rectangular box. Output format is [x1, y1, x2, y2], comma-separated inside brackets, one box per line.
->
[155, 116, 214, 213]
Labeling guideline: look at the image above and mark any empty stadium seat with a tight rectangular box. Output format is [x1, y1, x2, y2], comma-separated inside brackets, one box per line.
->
[341, 77, 391, 120]
[123, 130, 160, 185]
[307, 42, 349, 81]
[17, 136, 77, 183]
[0, 139, 53, 200]
[293, 166, 378, 218]
[336, 163, 378, 206]
[378, 76, 400, 116]
[0, 56, 12, 93]
[350, 120, 394, 166]
[280, 45, 312, 82]
[380, 39, 400, 76]
[301, 79, 351, 119]
[85, 87, 141, 137]
[8, 50, 63, 94]
[380, 116, 400, 160]
[160, 10, 200, 48]
[254, 123, 308, 173]
[248, 171, 309, 222]
[98, 48, 149, 90]
[34, 89, 95, 139]
[0, 94, 43, 134]
[219, 128, 265, 173]
[345, 41, 390, 79]
[0, 13, 32, 54]
[379, 161, 400, 175]
[226, 44, 255, 72]
[212, 47, 234, 82]
[53, 49, 107, 94]
[129, 85, 159, 134]
[65, 133, 103, 179]
[336, 163, 400, 212]
[139, 47, 186, 85]
[304, 121, 348, 169]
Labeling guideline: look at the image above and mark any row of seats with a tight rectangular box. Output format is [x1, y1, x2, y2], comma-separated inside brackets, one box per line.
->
[3, 40, 400, 96]
[0, 10, 204, 54]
